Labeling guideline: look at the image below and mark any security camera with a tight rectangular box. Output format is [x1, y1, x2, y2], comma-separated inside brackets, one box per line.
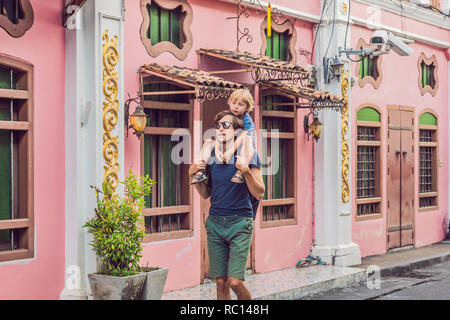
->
[370, 30, 413, 56]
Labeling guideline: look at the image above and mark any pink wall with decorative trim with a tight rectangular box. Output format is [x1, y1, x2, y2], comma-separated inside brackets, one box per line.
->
[350, 9, 449, 257]
[123, 0, 317, 291]
[0, 0, 66, 299]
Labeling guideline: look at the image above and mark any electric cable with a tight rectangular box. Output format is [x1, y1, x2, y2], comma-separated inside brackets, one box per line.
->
[310, 0, 328, 64]
[324, 0, 336, 60]
[343, 0, 365, 63]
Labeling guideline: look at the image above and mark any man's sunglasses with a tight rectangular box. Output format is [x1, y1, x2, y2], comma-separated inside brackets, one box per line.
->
[214, 121, 233, 129]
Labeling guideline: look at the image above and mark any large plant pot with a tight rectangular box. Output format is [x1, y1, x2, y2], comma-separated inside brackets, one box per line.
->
[140, 267, 169, 300]
[88, 273, 146, 300]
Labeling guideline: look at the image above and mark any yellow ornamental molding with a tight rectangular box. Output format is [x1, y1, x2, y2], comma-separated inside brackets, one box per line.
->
[102, 29, 120, 191]
[341, 67, 350, 203]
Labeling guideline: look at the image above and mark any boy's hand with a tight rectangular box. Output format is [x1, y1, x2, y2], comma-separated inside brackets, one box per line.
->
[189, 161, 206, 177]
[235, 155, 250, 174]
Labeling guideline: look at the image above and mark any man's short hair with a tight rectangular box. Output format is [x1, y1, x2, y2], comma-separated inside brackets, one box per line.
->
[228, 89, 254, 113]
[214, 110, 244, 130]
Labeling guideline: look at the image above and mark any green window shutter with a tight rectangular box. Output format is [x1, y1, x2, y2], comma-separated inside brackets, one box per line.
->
[358, 56, 363, 78]
[357, 107, 380, 122]
[419, 112, 437, 126]
[0, 66, 11, 90]
[148, 3, 181, 48]
[272, 31, 280, 59]
[368, 57, 374, 77]
[170, 8, 181, 48]
[0, 101, 11, 222]
[279, 32, 287, 61]
[160, 8, 170, 42]
[0, 130, 11, 221]
[266, 31, 272, 58]
[150, 3, 160, 45]
[363, 56, 369, 78]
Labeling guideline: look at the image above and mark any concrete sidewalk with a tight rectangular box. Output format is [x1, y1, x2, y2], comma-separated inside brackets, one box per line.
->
[161, 242, 450, 300]
[355, 242, 450, 277]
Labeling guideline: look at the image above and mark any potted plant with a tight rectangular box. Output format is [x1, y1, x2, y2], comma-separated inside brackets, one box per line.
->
[83, 170, 154, 300]
[140, 264, 169, 300]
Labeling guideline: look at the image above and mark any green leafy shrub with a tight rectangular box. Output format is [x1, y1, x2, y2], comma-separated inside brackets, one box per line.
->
[83, 170, 154, 277]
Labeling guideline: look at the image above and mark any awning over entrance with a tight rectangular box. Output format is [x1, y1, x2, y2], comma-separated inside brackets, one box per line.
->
[140, 63, 245, 101]
[259, 80, 344, 111]
[197, 48, 311, 86]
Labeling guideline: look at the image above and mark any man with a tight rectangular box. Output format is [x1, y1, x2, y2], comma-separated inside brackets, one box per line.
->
[189, 110, 265, 300]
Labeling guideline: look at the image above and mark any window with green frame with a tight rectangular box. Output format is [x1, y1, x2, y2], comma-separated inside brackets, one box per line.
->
[146, 2, 182, 48]
[420, 61, 436, 89]
[265, 30, 290, 61]
[141, 82, 192, 241]
[0, 55, 33, 262]
[260, 94, 296, 226]
[418, 112, 438, 210]
[358, 54, 378, 80]
[356, 107, 381, 218]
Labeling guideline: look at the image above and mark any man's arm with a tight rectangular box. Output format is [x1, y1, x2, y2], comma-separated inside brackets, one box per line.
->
[194, 181, 211, 199]
[236, 155, 265, 200]
[189, 161, 211, 199]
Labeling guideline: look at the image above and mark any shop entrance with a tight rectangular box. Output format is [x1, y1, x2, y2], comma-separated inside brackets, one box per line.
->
[386, 106, 415, 250]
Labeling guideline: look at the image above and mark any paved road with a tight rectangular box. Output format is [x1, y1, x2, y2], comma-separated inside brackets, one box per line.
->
[305, 260, 450, 300]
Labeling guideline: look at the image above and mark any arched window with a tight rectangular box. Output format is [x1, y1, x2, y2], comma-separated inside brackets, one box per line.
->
[0, 54, 33, 262]
[356, 106, 382, 220]
[0, 0, 34, 38]
[140, 0, 193, 61]
[355, 38, 382, 89]
[418, 111, 438, 211]
[260, 18, 297, 63]
[418, 53, 438, 97]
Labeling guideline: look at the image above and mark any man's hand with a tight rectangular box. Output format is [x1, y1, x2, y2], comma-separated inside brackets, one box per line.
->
[235, 155, 250, 174]
[189, 160, 206, 178]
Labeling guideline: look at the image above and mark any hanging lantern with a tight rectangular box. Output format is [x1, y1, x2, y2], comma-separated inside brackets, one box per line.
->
[125, 94, 147, 139]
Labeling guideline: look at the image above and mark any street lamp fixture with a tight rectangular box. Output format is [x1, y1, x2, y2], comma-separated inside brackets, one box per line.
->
[323, 55, 344, 84]
[124, 93, 147, 139]
[304, 111, 323, 142]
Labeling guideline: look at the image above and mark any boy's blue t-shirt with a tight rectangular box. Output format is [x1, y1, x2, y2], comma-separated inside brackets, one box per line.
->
[206, 147, 261, 218]
[243, 112, 255, 139]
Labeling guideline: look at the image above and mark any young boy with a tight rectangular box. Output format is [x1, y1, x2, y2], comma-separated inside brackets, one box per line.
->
[190, 88, 256, 184]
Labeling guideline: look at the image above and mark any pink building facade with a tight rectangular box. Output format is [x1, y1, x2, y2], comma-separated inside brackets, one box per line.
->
[0, 0, 448, 299]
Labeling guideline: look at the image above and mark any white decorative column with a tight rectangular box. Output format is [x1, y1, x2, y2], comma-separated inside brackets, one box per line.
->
[311, 0, 361, 266]
[61, 0, 124, 299]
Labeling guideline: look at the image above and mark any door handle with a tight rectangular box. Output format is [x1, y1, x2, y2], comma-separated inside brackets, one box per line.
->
[402, 150, 407, 158]
[395, 150, 401, 157]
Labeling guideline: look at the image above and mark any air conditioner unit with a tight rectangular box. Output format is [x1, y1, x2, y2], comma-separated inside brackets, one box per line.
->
[409, 0, 430, 5]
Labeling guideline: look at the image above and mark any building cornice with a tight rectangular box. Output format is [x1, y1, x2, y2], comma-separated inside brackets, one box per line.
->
[352, 0, 450, 30]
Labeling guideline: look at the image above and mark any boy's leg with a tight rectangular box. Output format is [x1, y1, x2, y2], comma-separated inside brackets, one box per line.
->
[231, 136, 254, 183]
[190, 139, 214, 184]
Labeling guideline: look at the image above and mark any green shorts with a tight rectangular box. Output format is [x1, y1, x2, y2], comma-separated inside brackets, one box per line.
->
[205, 214, 254, 280]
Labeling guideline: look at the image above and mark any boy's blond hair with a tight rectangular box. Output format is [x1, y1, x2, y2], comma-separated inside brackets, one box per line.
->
[228, 88, 254, 113]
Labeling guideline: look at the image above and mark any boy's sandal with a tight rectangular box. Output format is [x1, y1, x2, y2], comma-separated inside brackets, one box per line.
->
[230, 170, 245, 183]
[190, 170, 209, 185]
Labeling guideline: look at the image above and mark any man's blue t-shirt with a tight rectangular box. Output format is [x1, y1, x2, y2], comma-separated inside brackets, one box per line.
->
[206, 147, 261, 218]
